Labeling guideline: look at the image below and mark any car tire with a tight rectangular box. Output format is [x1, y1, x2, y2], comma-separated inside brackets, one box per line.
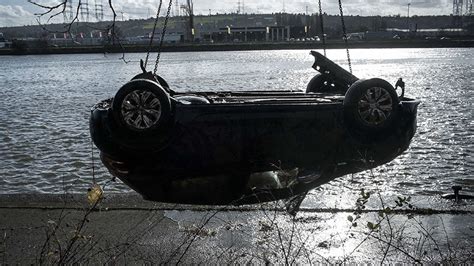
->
[131, 72, 171, 92]
[112, 79, 172, 136]
[343, 78, 400, 135]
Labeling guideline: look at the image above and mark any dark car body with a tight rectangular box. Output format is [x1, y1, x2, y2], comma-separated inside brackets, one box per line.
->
[90, 51, 420, 205]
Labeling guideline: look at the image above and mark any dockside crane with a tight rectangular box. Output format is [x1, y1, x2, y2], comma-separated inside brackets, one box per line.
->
[180, 0, 195, 42]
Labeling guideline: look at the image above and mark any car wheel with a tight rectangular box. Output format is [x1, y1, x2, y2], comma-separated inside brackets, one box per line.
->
[306, 74, 334, 93]
[112, 79, 172, 136]
[343, 78, 400, 135]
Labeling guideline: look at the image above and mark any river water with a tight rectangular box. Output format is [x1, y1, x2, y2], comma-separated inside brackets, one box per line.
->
[0, 48, 472, 207]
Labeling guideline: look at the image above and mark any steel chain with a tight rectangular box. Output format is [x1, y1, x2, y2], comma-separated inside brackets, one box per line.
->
[153, 0, 173, 74]
[144, 0, 164, 70]
[338, 0, 352, 73]
[317, 0, 326, 56]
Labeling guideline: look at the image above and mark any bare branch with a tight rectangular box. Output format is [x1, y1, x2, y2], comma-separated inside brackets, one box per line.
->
[28, 0, 68, 23]
[108, 0, 117, 45]
[28, 0, 66, 14]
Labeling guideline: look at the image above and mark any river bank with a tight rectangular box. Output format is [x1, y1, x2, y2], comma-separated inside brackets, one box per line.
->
[1, 39, 473, 55]
[0, 194, 472, 264]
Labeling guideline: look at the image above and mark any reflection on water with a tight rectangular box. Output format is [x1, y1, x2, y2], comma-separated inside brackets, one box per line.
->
[0, 48, 472, 202]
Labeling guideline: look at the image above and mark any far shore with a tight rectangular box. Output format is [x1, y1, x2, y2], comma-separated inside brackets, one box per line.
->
[1, 39, 473, 56]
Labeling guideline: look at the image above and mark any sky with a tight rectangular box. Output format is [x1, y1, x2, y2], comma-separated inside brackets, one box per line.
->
[0, 0, 454, 28]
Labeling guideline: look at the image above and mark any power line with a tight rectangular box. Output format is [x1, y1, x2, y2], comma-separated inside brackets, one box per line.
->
[453, 0, 463, 16]
[465, 0, 473, 15]
[452, 0, 472, 27]
[64, 0, 74, 23]
[80, 0, 90, 22]
[175, 0, 180, 16]
[95, 0, 104, 21]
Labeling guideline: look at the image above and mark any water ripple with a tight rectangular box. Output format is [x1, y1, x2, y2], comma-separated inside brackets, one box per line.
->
[0, 49, 472, 196]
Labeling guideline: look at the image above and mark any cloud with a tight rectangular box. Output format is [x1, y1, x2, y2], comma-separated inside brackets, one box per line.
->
[0, 5, 31, 18]
[188, 0, 451, 16]
[0, 5, 35, 27]
[0, 0, 453, 27]
[93, 0, 452, 17]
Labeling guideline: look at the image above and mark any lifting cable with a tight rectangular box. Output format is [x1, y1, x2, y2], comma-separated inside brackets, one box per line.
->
[153, 0, 173, 74]
[143, 0, 164, 70]
[338, 0, 352, 73]
[317, 0, 326, 56]
[142, 0, 173, 74]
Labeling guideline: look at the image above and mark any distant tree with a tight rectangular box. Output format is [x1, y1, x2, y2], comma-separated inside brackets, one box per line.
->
[357, 25, 369, 32]
[380, 20, 388, 30]
[103, 25, 124, 45]
[11, 40, 28, 52]
[33, 39, 49, 49]
[39, 29, 49, 41]
[464, 23, 474, 33]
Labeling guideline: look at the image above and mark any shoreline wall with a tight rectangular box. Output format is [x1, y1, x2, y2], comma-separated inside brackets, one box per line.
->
[1, 39, 473, 56]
